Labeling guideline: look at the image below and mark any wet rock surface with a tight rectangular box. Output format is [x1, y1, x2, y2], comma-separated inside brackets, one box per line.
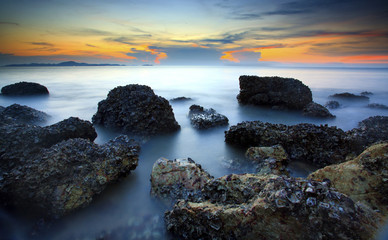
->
[325, 100, 340, 109]
[150, 157, 213, 200]
[368, 103, 388, 110]
[309, 143, 388, 217]
[1, 82, 49, 96]
[0, 104, 50, 126]
[330, 92, 369, 101]
[165, 174, 381, 240]
[302, 102, 335, 118]
[0, 135, 140, 218]
[92, 84, 180, 135]
[237, 75, 312, 109]
[188, 105, 229, 129]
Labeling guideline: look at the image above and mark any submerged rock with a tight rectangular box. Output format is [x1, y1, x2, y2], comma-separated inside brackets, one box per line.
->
[302, 102, 335, 118]
[0, 104, 50, 126]
[165, 174, 381, 240]
[188, 105, 229, 129]
[309, 143, 388, 217]
[1, 82, 49, 96]
[237, 75, 312, 109]
[93, 84, 180, 135]
[0, 135, 140, 217]
[361, 91, 373, 96]
[246, 145, 290, 176]
[150, 157, 213, 200]
[325, 100, 340, 109]
[170, 97, 192, 102]
[330, 92, 369, 101]
[368, 103, 388, 110]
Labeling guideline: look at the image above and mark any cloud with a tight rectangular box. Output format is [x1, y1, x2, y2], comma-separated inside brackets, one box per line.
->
[28, 42, 54, 47]
[126, 46, 167, 64]
[106, 36, 133, 45]
[67, 28, 113, 36]
[86, 43, 97, 48]
[220, 45, 284, 63]
[0, 21, 19, 26]
[200, 31, 249, 44]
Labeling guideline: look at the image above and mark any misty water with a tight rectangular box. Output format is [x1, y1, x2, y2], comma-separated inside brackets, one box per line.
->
[1, 66, 388, 239]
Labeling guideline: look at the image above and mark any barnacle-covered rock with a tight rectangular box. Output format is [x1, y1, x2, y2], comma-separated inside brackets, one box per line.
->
[302, 102, 335, 118]
[1, 81, 49, 96]
[188, 105, 228, 129]
[92, 84, 180, 135]
[309, 143, 388, 217]
[0, 135, 140, 218]
[150, 157, 213, 200]
[165, 174, 381, 240]
[0, 104, 50, 126]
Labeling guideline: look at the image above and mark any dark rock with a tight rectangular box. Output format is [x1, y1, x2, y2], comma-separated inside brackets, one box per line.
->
[0, 104, 50, 126]
[361, 91, 373, 96]
[92, 84, 180, 135]
[170, 97, 192, 102]
[302, 102, 335, 118]
[0, 106, 4, 114]
[368, 103, 388, 110]
[325, 100, 340, 109]
[330, 92, 369, 101]
[0, 135, 139, 218]
[188, 105, 229, 129]
[237, 76, 312, 109]
[1, 82, 49, 96]
[165, 174, 381, 240]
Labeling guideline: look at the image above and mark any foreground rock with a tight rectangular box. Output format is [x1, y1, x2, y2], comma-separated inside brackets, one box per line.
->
[1, 82, 49, 95]
[92, 84, 180, 135]
[330, 92, 369, 101]
[302, 102, 335, 118]
[309, 143, 388, 217]
[150, 157, 213, 200]
[237, 75, 312, 109]
[0, 135, 140, 217]
[188, 105, 229, 129]
[165, 174, 381, 240]
[0, 104, 50, 126]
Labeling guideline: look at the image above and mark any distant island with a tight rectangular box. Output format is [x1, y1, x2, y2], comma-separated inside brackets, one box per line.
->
[4, 61, 124, 67]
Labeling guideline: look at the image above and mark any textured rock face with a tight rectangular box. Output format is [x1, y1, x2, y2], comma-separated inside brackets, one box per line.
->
[368, 103, 388, 110]
[92, 84, 180, 135]
[0, 104, 50, 126]
[309, 143, 388, 217]
[188, 105, 229, 129]
[302, 102, 335, 118]
[245, 145, 289, 176]
[237, 76, 312, 109]
[1, 82, 49, 95]
[225, 121, 351, 167]
[330, 92, 369, 101]
[150, 158, 213, 200]
[325, 100, 340, 109]
[0, 135, 140, 217]
[165, 174, 381, 240]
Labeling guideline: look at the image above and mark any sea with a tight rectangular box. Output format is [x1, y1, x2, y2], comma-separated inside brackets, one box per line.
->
[0, 66, 387, 239]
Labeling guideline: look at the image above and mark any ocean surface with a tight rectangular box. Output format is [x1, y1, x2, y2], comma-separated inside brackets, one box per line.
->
[0, 66, 388, 239]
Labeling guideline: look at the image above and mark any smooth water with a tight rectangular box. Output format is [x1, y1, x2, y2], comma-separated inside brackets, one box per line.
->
[0, 66, 387, 239]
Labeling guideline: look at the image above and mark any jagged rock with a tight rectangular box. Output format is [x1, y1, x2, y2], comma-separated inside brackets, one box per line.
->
[361, 91, 373, 96]
[225, 121, 351, 167]
[0, 104, 50, 126]
[1, 82, 49, 95]
[237, 75, 312, 109]
[170, 97, 192, 102]
[0, 106, 4, 113]
[245, 145, 290, 176]
[303, 102, 335, 118]
[325, 100, 340, 109]
[0, 135, 139, 218]
[188, 105, 228, 129]
[330, 92, 369, 101]
[150, 157, 213, 200]
[165, 174, 381, 240]
[92, 84, 180, 135]
[368, 103, 388, 110]
[309, 143, 388, 217]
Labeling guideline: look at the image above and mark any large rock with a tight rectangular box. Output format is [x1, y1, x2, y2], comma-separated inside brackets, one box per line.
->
[302, 102, 335, 118]
[237, 76, 312, 109]
[0, 104, 50, 126]
[309, 143, 388, 217]
[188, 105, 229, 129]
[0, 135, 139, 217]
[165, 174, 381, 240]
[150, 157, 213, 200]
[330, 92, 369, 101]
[92, 84, 180, 135]
[225, 121, 351, 167]
[1, 82, 49, 95]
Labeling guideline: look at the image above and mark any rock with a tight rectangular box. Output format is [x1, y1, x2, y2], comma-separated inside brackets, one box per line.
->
[225, 121, 351, 167]
[237, 75, 312, 109]
[150, 157, 213, 200]
[1, 82, 49, 96]
[361, 91, 373, 96]
[302, 102, 335, 118]
[0, 106, 4, 113]
[309, 143, 388, 217]
[188, 105, 229, 129]
[165, 174, 381, 240]
[0, 135, 140, 218]
[170, 97, 192, 102]
[0, 104, 50, 126]
[325, 100, 340, 109]
[330, 92, 369, 101]
[368, 103, 388, 110]
[245, 145, 290, 176]
[92, 84, 180, 135]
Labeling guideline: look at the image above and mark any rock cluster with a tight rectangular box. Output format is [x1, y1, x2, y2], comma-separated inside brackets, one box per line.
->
[93, 84, 180, 135]
[368, 103, 388, 110]
[302, 102, 335, 118]
[330, 92, 369, 101]
[188, 105, 229, 129]
[0, 104, 50, 125]
[325, 100, 340, 109]
[1, 82, 49, 95]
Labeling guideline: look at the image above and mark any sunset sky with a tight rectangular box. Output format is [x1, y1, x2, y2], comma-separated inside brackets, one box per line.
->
[1, 0, 388, 66]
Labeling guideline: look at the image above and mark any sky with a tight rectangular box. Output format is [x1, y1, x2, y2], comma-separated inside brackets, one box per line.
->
[0, 0, 388, 66]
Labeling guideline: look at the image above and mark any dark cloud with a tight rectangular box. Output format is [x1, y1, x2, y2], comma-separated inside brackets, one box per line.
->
[67, 28, 113, 36]
[200, 31, 249, 44]
[28, 42, 54, 47]
[0, 21, 19, 26]
[86, 44, 97, 48]
[105, 36, 133, 45]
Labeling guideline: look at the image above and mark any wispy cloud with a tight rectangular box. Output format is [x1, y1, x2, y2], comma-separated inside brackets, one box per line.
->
[86, 43, 97, 48]
[28, 42, 54, 47]
[0, 21, 19, 26]
[66, 28, 113, 36]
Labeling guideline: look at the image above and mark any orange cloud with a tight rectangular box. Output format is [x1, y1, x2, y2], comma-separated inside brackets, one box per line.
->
[220, 45, 283, 62]
[341, 55, 388, 64]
